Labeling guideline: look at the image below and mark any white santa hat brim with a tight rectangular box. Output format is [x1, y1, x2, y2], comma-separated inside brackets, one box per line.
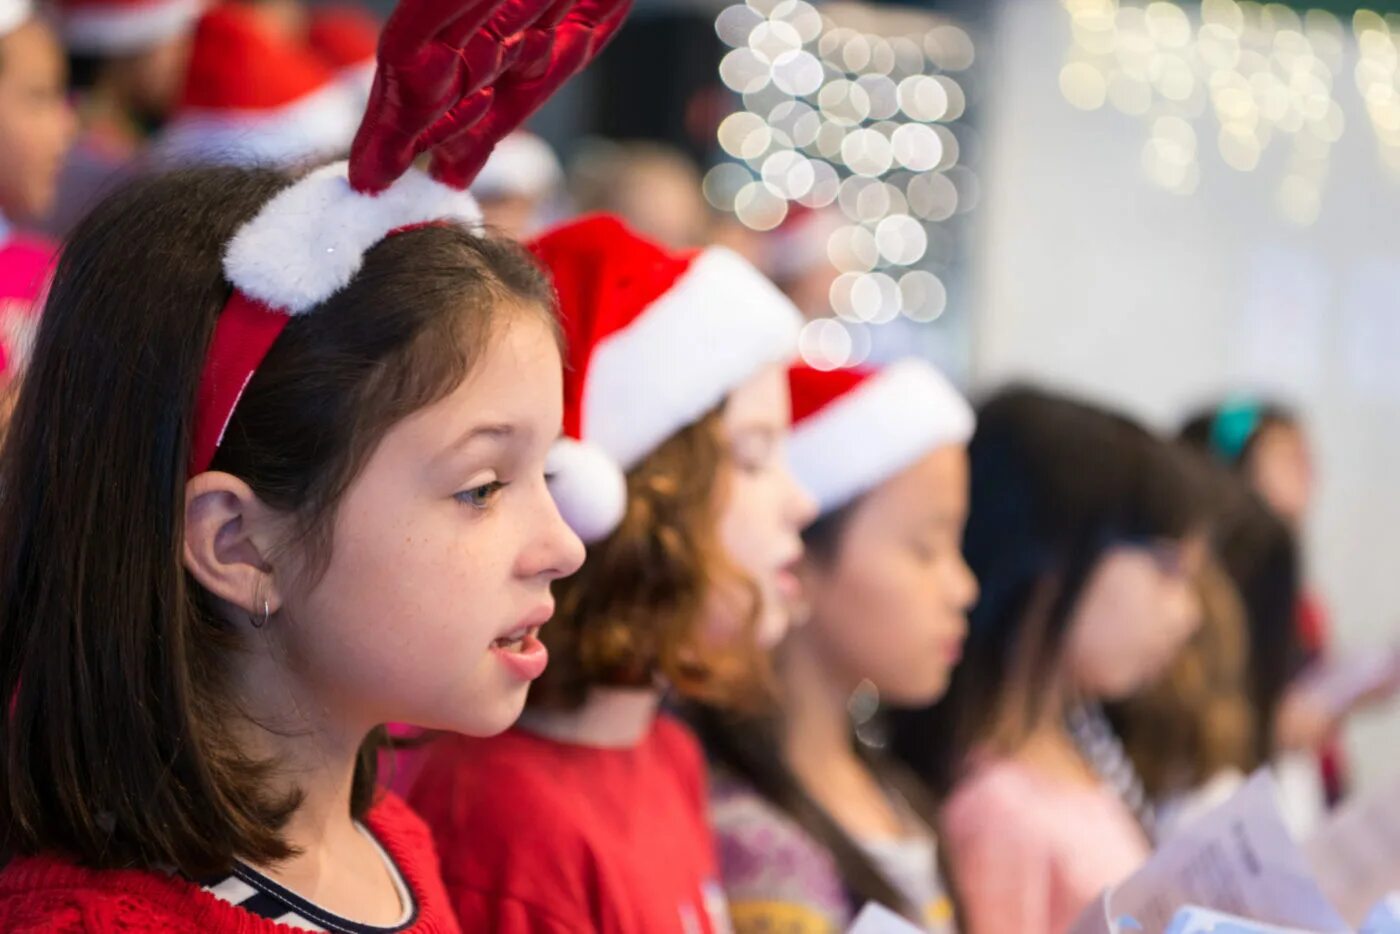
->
[471, 132, 563, 202]
[584, 246, 803, 473]
[62, 0, 203, 55]
[0, 0, 32, 37]
[789, 358, 974, 516]
[154, 81, 359, 170]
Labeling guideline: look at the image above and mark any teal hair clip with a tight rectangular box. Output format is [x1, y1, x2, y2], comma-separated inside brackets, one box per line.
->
[1210, 397, 1262, 464]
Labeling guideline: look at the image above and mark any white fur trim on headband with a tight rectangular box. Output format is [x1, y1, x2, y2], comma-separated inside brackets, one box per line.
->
[788, 358, 974, 515]
[62, 0, 203, 54]
[223, 161, 484, 314]
[546, 436, 628, 544]
[0, 0, 31, 36]
[583, 246, 803, 470]
[153, 82, 359, 170]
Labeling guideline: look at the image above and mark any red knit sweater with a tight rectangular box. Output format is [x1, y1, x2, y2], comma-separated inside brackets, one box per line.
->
[0, 792, 461, 933]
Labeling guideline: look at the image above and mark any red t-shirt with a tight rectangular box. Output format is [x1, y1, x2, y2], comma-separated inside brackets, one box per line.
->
[408, 715, 730, 933]
[0, 792, 461, 933]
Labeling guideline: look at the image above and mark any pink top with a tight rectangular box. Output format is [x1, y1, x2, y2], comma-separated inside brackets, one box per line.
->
[0, 222, 57, 378]
[941, 757, 1149, 934]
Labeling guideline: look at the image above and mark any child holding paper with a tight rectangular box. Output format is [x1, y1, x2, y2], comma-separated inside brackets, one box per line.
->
[889, 387, 1210, 934]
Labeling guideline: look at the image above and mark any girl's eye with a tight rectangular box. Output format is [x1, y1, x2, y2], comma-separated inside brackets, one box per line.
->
[455, 480, 508, 510]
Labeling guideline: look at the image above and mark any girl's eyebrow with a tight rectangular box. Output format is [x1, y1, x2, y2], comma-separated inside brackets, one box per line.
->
[435, 422, 518, 462]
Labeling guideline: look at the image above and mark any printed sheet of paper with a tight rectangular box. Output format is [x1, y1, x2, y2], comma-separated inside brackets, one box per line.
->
[1070, 772, 1349, 934]
[846, 903, 925, 934]
[1305, 772, 1400, 927]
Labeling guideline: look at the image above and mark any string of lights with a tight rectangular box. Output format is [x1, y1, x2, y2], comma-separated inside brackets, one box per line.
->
[706, 0, 977, 370]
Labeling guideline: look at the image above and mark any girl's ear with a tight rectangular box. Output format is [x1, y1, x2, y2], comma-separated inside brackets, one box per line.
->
[182, 471, 286, 616]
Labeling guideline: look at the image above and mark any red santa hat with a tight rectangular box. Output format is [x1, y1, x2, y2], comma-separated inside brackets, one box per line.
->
[306, 5, 379, 105]
[57, 0, 203, 55]
[0, 0, 30, 36]
[788, 359, 974, 515]
[531, 214, 803, 542]
[156, 4, 358, 168]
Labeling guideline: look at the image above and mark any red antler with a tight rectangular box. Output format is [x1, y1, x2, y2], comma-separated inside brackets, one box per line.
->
[348, 0, 633, 195]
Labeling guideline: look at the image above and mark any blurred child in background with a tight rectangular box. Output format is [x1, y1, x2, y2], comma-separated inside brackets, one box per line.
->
[0, 0, 75, 401]
[693, 360, 976, 932]
[1184, 398, 1400, 823]
[45, 0, 198, 235]
[889, 387, 1209, 934]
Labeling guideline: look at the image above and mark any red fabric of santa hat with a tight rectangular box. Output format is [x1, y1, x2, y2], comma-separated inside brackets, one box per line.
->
[156, 3, 358, 168]
[306, 5, 378, 104]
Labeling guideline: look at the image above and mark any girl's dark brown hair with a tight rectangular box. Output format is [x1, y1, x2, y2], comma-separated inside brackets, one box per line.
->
[529, 409, 770, 712]
[888, 387, 1211, 798]
[1110, 556, 1255, 796]
[0, 166, 554, 876]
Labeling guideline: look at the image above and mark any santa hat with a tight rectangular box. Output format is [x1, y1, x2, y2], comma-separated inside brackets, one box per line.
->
[532, 214, 803, 543]
[306, 5, 379, 106]
[787, 359, 974, 515]
[57, 0, 202, 55]
[189, 0, 632, 476]
[155, 4, 358, 168]
[471, 132, 563, 202]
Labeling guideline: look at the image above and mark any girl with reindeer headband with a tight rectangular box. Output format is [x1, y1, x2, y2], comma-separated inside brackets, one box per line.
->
[0, 1, 627, 930]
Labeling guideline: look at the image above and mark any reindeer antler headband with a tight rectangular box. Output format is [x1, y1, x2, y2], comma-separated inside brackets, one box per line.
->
[190, 0, 631, 476]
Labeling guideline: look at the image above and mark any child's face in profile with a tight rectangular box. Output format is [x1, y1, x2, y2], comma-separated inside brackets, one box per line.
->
[0, 19, 74, 222]
[273, 309, 586, 738]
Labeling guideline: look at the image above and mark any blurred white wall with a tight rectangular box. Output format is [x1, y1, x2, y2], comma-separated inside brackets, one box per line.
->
[973, 0, 1400, 790]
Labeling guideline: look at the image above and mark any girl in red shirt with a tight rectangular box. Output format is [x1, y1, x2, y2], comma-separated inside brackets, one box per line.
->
[0, 3, 624, 930]
[408, 214, 816, 933]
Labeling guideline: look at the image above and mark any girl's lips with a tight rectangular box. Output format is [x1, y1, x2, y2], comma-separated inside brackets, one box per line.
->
[491, 628, 549, 681]
[775, 568, 802, 601]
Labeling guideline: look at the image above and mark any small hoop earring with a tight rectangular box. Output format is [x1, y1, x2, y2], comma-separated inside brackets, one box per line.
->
[252, 597, 270, 630]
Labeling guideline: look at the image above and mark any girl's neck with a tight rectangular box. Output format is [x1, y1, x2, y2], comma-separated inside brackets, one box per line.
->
[780, 633, 861, 776]
[780, 632, 907, 840]
[230, 649, 374, 885]
[994, 675, 1099, 787]
[519, 684, 662, 749]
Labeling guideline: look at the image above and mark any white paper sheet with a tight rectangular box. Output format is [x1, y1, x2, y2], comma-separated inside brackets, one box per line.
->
[1305, 772, 1400, 927]
[1069, 772, 1350, 934]
[846, 902, 925, 934]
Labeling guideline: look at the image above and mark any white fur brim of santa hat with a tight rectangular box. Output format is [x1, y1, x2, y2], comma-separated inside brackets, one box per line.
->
[470, 132, 563, 202]
[0, 0, 31, 36]
[60, 0, 203, 55]
[788, 358, 974, 516]
[154, 81, 360, 169]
